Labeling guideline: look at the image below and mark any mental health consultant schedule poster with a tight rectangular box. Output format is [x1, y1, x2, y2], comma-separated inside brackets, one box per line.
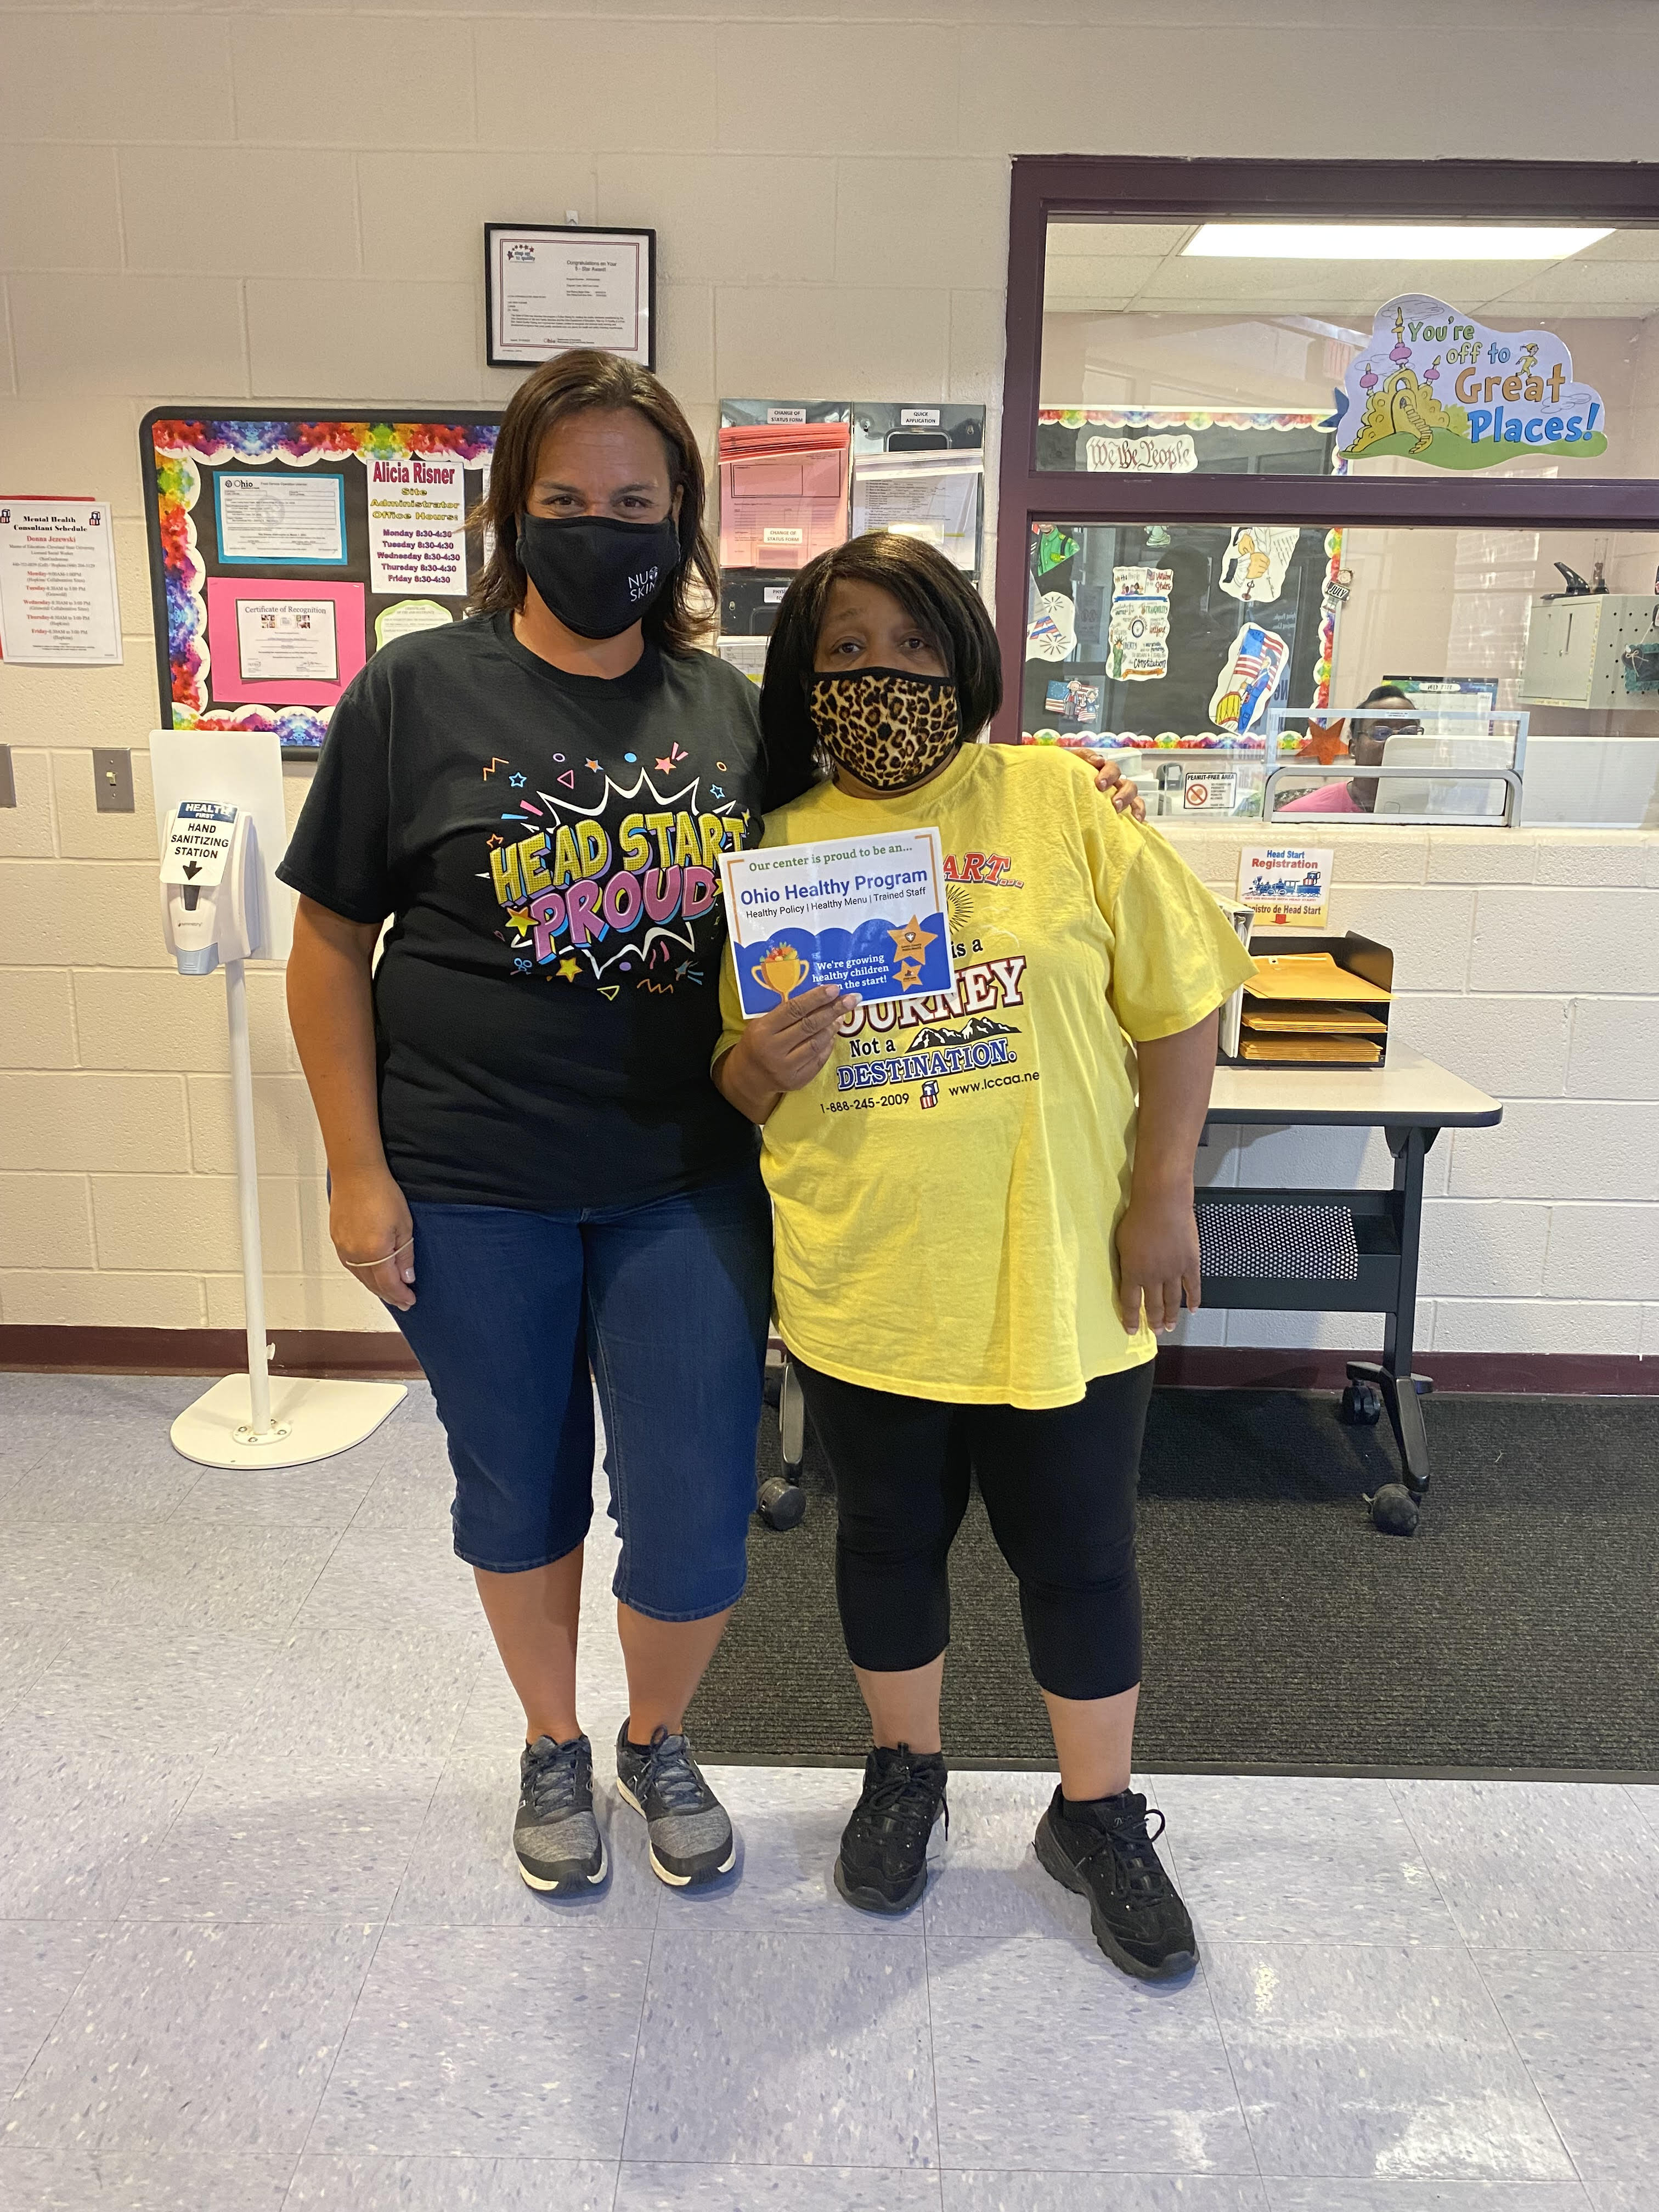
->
[720, 828, 952, 1016]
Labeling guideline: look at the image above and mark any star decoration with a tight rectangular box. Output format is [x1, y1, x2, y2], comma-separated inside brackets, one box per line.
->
[509, 772, 527, 788]
[557, 955, 581, 981]
[655, 755, 675, 773]
[889, 915, 938, 966]
[504, 907, 535, 941]
[894, 959, 924, 990]
[710, 785, 725, 800]
[585, 758, 600, 773]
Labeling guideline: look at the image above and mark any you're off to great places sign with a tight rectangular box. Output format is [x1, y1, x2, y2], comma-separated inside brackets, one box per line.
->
[1335, 296, 1607, 470]
[720, 829, 952, 1017]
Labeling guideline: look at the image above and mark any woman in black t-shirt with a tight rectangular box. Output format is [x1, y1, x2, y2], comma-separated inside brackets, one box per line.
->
[281, 352, 839, 1893]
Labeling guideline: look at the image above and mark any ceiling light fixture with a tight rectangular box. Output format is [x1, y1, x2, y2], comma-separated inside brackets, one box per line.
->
[1183, 223, 1615, 261]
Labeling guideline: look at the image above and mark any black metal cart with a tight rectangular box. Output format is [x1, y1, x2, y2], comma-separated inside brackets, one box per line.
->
[771, 1042, 1502, 1537]
[1197, 1041, 1502, 1531]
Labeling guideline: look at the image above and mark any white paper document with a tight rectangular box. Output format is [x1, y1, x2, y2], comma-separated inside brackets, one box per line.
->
[215, 473, 346, 565]
[0, 498, 122, 665]
[489, 229, 650, 365]
[364, 455, 468, 597]
[720, 828, 953, 1015]
[850, 452, 981, 571]
[235, 597, 338, 682]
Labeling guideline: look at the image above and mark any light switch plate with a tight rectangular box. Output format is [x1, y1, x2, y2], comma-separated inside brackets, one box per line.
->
[93, 747, 134, 812]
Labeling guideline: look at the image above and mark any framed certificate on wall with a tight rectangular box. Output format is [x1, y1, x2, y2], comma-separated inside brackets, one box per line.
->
[485, 224, 656, 369]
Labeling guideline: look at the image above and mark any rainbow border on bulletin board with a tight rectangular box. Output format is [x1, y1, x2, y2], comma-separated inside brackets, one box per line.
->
[139, 408, 501, 754]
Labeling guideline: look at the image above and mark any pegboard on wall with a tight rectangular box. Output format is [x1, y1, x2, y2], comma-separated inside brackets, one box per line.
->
[141, 408, 502, 758]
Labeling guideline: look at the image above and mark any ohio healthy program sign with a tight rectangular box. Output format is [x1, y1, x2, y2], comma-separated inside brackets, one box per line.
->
[1335, 295, 1607, 471]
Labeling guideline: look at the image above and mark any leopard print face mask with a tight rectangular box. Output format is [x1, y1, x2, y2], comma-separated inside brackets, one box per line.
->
[808, 669, 961, 794]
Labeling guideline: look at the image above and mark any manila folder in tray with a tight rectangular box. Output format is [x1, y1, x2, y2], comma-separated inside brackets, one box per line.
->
[1244, 952, 1391, 1005]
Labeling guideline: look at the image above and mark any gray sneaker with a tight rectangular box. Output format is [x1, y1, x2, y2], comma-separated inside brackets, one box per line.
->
[614, 1722, 735, 1887]
[515, 1734, 607, 1894]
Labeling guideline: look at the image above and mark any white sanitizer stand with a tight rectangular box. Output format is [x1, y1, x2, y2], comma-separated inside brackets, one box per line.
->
[152, 729, 405, 1470]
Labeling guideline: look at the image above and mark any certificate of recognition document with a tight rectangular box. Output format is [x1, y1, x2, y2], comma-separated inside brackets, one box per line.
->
[235, 597, 339, 684]
[0, 498, 122, 665]
[719, 828, 953, 1017]
[215, 474, 346, 565]
[487, 225, 653, 368]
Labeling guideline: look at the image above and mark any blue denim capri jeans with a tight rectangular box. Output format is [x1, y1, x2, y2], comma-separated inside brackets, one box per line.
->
[391, 1160, 771, 1621]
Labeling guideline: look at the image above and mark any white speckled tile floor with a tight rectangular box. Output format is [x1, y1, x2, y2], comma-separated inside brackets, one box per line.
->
[1, 1373, 1652, 2212]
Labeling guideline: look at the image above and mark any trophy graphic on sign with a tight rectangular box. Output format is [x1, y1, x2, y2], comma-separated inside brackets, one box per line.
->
[752, 942, 810, 1001]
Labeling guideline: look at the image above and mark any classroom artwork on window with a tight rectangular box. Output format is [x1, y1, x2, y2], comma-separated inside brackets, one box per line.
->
[1334, 298, 1609, 470]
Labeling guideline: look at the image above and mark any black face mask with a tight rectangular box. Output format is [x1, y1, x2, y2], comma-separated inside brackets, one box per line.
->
[516, 514, 682, 641]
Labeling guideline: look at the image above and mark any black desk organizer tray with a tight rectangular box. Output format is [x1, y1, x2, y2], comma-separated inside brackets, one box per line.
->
[1219, 930, 1393, 1071]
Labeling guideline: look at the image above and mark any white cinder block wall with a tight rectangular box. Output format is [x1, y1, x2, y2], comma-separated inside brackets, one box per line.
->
[2, 0, 1658, 1355]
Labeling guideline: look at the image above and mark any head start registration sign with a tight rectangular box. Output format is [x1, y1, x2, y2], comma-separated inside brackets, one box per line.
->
[720, 828, 952, 1015]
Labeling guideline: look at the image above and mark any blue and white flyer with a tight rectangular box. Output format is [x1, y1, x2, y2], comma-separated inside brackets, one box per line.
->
[720, 827, 953, 1017]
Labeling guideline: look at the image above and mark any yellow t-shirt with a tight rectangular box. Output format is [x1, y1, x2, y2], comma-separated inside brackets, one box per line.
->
[715, 744, 1256, 1409]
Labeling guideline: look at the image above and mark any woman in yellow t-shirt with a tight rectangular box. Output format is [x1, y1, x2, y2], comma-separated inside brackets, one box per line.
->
[713, 533, 1254, 1981]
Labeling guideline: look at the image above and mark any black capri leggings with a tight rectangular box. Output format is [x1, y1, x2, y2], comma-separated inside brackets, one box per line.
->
[792, 1358, 1155, 1705]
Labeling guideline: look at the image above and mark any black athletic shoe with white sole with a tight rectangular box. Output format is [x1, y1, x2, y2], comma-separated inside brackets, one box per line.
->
[515, 1733, 607, 1894]
[615, 1723, 735, 1886]
[1034, 1785, 1197, 1980]
[834, 1744, 949, 1915]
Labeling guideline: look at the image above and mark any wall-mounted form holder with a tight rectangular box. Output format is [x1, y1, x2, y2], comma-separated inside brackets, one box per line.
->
[151, 727, 406, 1471]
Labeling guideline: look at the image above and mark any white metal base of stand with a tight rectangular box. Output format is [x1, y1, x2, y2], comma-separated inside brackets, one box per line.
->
[166, 953, 407, 1474]
[171, 1372, 406, 1471]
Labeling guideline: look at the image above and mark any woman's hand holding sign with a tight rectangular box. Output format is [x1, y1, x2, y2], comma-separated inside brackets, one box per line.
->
[715, 985, 855, 1125]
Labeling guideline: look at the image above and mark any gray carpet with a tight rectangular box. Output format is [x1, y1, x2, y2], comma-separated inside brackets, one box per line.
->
[686, 1389, 1659, 1775]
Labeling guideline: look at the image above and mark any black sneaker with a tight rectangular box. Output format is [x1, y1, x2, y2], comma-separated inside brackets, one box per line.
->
[515, 1734, 607, 1894]
[834, 1744, 949, 1916]
[1035, 1785, 1197, 1980]
[614, 1722, 735, 1887]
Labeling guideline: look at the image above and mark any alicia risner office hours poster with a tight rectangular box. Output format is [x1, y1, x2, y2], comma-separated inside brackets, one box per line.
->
[142, 409, 500, 755]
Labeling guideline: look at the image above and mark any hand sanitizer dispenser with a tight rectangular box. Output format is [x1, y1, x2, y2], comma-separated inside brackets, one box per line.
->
[160, 801, 260, 973]
[149, 728, 404, 1471]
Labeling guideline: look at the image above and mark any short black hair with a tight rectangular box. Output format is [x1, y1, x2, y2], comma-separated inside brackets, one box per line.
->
[1351, 683, 1419, 753]
[758, 532, 1003, 811]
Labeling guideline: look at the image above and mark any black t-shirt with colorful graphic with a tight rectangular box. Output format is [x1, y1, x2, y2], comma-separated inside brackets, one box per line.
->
[277, 611, 764, 1211]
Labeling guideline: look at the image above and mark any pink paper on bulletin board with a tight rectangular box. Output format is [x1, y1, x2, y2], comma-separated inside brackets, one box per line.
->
[205, 578, 367, 707]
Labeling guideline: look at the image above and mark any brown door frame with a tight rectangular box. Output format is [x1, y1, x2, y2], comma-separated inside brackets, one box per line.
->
[992, 156, 1659, 742]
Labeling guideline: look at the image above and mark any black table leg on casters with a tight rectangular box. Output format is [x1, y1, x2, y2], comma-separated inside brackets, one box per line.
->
[1345, 1124, 1439, 1536]
[758, 1357, 807, 1531]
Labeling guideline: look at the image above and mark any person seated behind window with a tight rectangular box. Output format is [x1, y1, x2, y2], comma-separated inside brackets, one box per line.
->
[1279, 684, 1421, 813]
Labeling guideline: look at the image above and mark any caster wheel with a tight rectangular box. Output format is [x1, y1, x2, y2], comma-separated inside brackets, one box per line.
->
[757, 1476, 806, 1531]
[1341, 1381, 1383, 1427]
[1368, 1482, 1420, 1538]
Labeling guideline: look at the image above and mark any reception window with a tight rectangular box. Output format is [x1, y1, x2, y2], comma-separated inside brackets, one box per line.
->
[998, 161, 1659, 827]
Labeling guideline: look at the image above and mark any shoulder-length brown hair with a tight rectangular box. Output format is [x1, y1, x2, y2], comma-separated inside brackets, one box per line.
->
[470, 349, 718, 657]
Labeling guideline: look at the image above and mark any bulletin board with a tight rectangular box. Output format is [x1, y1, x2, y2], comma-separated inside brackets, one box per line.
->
[140, 407, 501, 757]
[1021, 521, 1338, 747]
